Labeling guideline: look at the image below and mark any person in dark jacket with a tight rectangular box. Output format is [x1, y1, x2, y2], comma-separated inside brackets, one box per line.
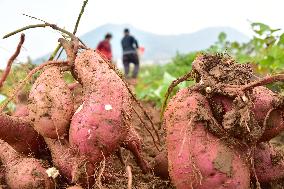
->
[96, 33, 112, 61]
[121, 28, 140, 78]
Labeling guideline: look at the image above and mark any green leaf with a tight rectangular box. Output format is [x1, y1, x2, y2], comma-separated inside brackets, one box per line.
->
[278, 33, 284, 45]
[162, 72, 176, 85]
[251, 22, 281, 36]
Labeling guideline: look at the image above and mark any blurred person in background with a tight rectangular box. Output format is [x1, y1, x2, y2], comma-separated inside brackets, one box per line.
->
[96, 33, 113, 62]
[121, 28, 140, 79]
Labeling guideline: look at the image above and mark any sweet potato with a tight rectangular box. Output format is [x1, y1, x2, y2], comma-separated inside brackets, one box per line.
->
[69, 92, 128, 162]
[69, 50, 149, 173]
[253, 142, 284, 182]
[261, 109, 284, 142]
[72, 50, 132, 105]
[152, 150, 169, 180]
[244, 86, 284, 142]
[13, 91, 29, 117]
[0, 139, 54, 189]
[210, 86, 283, 142]
[44, 138, 95, 186]
[28, 65, 73, 138]
[164, 88, 250, 189]
[12, 104, 29, 117]
[0, 113, 46, 156]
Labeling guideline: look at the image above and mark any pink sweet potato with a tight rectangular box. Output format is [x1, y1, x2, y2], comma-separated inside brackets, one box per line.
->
[211, 86, 284, 142]
[44, 138, 95, 186]
[253, 142, 284, 182]
[0, 113, 46, 156]
[12, 104, 29, 117]
[261, 109, 284, 142]
[164, 88, 250, 189]
[69, 50, 149, 173]
[13, 91, 29, 117]
[247, 86, 284, 141]
[28, 65, 74, 138]
[0, 139, 54, 189]
[69, 91, 128, 163]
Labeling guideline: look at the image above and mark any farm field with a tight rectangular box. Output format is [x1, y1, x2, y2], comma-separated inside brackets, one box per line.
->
[1, 0, 284, 188]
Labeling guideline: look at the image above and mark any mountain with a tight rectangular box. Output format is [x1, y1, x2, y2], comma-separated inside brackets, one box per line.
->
[34, 24, 249, 63]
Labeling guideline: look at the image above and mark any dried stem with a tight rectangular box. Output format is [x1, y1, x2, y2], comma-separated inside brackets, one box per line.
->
[134, 99, 161, 143]
[0, 60, 68, 112]
[3, 24, 46, 39]
[22, 13, 47, 23]
[263, 108, 275, 131]
[3, 23, 78, 43]
[218, 74, 284, 98]
[73, 0, 89, 35]
[132, 107, 161, 151]
[51, 0, 89, 61]
[250, 148, 261, 189]
[242, 74, 284, 91]
[161, 71, 193, 119]
[0, 33, 25, 88]
[126, 165, 132, 189]
[96, 152, 106, 189]
[49, 43, 61, 61]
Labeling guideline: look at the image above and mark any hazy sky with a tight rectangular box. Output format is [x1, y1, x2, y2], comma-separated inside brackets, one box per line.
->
[0, 0, 283, 68]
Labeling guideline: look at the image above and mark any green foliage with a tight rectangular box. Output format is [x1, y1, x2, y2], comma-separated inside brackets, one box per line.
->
[135, 52, 196, 107]
[63, 71, 76, 84]
[209, 22, 284, 74]
[2, 22, 284, 108]
[135, 22, 284, 106]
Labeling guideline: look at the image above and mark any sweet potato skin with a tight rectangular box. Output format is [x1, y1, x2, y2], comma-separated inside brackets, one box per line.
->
[12, 104, 29, 117]
[72, 50, 132, 105]
[0, 113, 46, 156]
[69, 91, 128, 163]
[0, 139, 54, 189]
[261, 109, 284, 142]
[211, 86, 284, 142]
[152, 150, 169, 180]
[28, 65, 73, 138]
[250, 87, 284, 141]
[5, 158, 54, 189]
[254, 142, 284, 182]
[44, 138, 95, 186]
[164, 89, 250, 189]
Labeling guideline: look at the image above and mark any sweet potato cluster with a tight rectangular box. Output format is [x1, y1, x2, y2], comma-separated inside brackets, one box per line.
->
[0, 38, 151, 189]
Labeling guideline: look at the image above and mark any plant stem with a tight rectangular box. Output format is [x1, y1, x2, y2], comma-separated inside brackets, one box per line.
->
[0, 34, 25, 88]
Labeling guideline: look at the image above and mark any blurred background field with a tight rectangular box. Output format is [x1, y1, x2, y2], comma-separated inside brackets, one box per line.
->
[2, 22, 284, 111]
